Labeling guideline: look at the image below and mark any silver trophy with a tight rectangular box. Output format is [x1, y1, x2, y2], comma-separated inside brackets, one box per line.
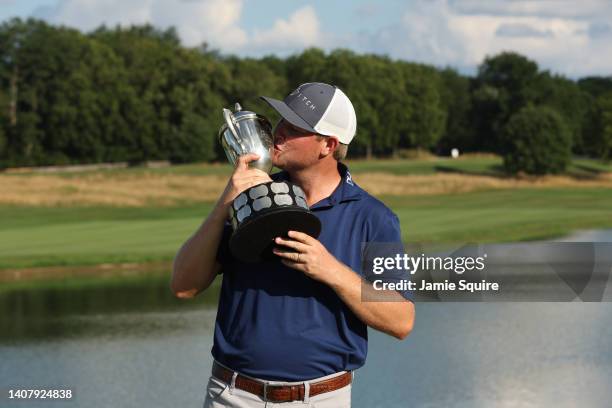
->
[219, 103, 273, 173]
[218, 103, 321, 263]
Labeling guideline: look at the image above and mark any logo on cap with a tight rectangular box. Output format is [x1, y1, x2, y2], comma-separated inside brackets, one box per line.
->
[289, 85, 316, 111]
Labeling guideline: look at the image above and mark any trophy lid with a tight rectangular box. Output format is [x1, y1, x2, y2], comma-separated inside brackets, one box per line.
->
[219, 103, 268, 141]
[226, 103, 258, 123]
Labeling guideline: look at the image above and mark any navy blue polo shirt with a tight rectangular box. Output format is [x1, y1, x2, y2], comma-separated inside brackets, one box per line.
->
[211, 163, 410, 381]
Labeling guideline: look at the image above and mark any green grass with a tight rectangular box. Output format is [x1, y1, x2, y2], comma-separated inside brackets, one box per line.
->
[6, 155, 610, 178]
[346, 156, 503, 175]
[387, 188, 612, 242]
[0, 204, 214, 269]
[347, 156, 612, 177]
[1, 188, 611, 269]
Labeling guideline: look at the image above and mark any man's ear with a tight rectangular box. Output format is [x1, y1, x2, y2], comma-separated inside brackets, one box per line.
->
[321, 136, 339, 157]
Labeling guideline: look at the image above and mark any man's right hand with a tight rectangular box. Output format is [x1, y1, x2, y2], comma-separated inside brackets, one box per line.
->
[218, 153, 272, 209]
[171, 153, 272, 298]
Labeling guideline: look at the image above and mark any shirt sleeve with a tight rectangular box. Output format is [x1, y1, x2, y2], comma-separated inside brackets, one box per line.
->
[362, 208, 414, 302]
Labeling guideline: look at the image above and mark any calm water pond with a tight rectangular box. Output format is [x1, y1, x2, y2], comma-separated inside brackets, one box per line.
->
[2, 230, 612, 407]
[2, 280, 612, 408]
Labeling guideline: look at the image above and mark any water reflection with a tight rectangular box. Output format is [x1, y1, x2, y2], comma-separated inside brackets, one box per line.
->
[358, 303, 612, 408]
[0, 272, 219, 343]
[3, 299, 611, 408]
[2, 233, 612, 407]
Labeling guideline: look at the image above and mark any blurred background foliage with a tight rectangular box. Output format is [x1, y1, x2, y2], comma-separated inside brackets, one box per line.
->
[1, 18, 611, 174]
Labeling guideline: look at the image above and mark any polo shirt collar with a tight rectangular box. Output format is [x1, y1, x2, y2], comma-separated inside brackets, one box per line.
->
[331, 162, 363, 203]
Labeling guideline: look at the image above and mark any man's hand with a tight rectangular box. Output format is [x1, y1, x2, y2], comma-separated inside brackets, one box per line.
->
[273, 230, 414, 340]
[219, 153, 272, 209]
[273, 230, 342, 286]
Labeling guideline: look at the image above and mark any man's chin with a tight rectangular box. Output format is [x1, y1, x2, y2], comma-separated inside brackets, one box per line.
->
[272, 159, 284, 170]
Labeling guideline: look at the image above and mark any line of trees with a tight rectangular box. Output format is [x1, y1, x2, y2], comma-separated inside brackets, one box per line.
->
[1, 18, 611, 173]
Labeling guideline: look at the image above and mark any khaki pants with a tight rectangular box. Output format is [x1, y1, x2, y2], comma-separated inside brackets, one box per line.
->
[203, 364, 352, 408]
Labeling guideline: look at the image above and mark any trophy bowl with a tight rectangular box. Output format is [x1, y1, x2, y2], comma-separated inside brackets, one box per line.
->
[218, 103, 322, 263]
[219, 103, 273, 173]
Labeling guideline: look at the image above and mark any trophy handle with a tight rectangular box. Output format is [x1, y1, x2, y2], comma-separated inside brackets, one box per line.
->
[222, 108, 247, 157]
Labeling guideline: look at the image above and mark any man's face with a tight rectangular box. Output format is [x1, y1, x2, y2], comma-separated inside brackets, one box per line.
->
[272, 119, 326, 171]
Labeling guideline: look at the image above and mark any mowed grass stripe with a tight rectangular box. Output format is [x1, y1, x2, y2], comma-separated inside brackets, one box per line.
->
[6, 156, 610, 178]
[390, 188, 612, 242]
[1, 188, 611, 269]
[399, 208, 601, 242]
[0, 205, 213, 230]
[0, 218, 204, 256]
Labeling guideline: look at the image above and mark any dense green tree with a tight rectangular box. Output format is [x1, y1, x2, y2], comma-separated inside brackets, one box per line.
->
[222, 56, 287, 124]
[501, 105, 572, 174]
[436, 68, 473, 153]
[0, 18, 48, 165]
[594, 92, 612, 161]
[366, 56, 407, 156]
[578, 77, 612, 159]
[399, 63, 446, 151]
[471, 52, 540, 152]
[0, 126, 5, 167]
[169, 112, 215, 163]
[533, 72, 588, 153]
[92, 25, 230, 163]
[284, 47, 328, 86]
[0, 19, 606, 168]
[325, 51, 399, 157]
[578, 76, 612, 99]
[163, 48, 231, 162]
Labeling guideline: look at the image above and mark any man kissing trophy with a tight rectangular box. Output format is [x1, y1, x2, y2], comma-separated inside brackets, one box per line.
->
[218, 103, 321, 262]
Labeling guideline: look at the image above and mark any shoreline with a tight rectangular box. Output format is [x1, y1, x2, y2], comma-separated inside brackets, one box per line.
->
[3, 226, 611, 286]
[0, 260, 173, 285]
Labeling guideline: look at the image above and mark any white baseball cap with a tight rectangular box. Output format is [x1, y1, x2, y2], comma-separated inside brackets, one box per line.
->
[260, 82, 357, 144]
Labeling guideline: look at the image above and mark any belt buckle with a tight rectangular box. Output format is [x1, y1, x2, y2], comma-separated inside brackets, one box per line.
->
[261, 383, 300, 403]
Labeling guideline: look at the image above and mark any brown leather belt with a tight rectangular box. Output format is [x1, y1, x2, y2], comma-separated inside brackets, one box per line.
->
[212, 361, 352, 403]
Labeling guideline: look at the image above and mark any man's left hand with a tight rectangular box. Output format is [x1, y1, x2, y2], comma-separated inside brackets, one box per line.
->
[273, 230, 342, 285]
